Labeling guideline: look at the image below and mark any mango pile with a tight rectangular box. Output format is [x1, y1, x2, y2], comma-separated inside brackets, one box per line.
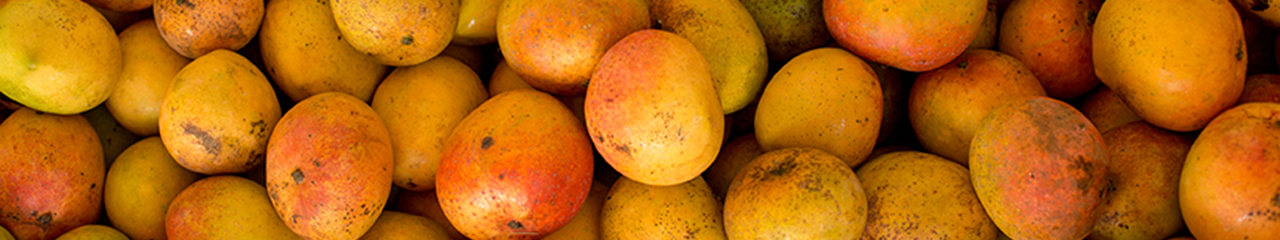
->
[2, 0, 1279, 239]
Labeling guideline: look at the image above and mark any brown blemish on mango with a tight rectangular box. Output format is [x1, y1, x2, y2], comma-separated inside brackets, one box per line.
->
[182, 123, 220, 156]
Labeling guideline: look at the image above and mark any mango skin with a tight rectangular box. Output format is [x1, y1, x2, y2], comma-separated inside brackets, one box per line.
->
[0, 0, 122, 115]
[496, 0, 650, 96]
[755, 47, 882, 168]
[1093, 0, 1247, 132]
[437, 89, 594, 239]
[825, 0, 986, 72]
[165, 176, 301, 240]
[266, 92, 393, 240]
[0, 108, 104, 240]
[651, 0, 769, 114]
[586, 29, 724, 187]
[1180, 102, 1280, 239]
[970, 96, 1109, 240]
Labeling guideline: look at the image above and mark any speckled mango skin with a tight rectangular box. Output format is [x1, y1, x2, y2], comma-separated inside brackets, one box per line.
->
[331, 0, 458, 66]
[724, 147, 868, 239]
[1089, 121, 1190, 240]
[437, 89, 594, 239]
[159, 49, 281, 175]
[259, 0, 390, 103]
[601, 176, 726, 240]
[586, 30, 724, 187]
[1093, 0, 1246, 132]
[756, 47, 881, 168]
[0, 108, 103, 240]
[165, 176, 301, 240]
[371, 56, 487, 192]
[154, 0, 264, 58]
[825, 0, 986, 72]
[969, 96, 1109, 240]
[909, 49, 1046, 166]
[856, 151, 999, 240]
[651, 0, 768, 114]
[1180, 102, 1280, 239]
[497, 0, 649, 96]
[266, 92, 393, 240]
[999, 0, 1102, 99]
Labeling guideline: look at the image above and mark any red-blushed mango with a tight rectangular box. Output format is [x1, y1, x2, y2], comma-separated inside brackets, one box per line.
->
[454, 0, 501, 46]
[825, 0, 986, 72]
[755, 47, 881, 168]
[393, 190, 466, 240]
[601, 176, 726, 240]
[0, 108, 103, 240]
[357, 211, 450, 240]
[437, 89, 594, 239]
[703, 133, 767, 198]
[267, 92, 393, 240]
[586, 29, 724, 186]
[1242, 74, 1280, 104]
[159, 49, 281, 175]
[1093, 0, 1246, 132]
[857, 151, 999, 240]
[651, 0, 769, 114]
[1180, 102, 1280, 239]
[999, 0, 1102, 99]
[724, 148, 868, 239]
[0, 0, 121, 115]
[330, 0, 458, 66]
[970, 96, 1108, 240]
[260, 0, 391, 103]
[1089, 121, 1190, 240]
[909, 49, 1046, 166]
[543, 181, 609, 240]
[54, 225, 128, 240]
[497, 0, 649, 96]
[154, 0, 264, 58]
[108, 19, 191, 136]
[165, 176, 301, 239]
[1078, 85, 1142, 134]
[105, 137, 201, 240]
[372, 56, 488, 191]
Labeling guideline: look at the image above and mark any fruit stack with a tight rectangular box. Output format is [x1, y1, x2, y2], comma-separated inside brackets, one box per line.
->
[1, 0, 1278, 239]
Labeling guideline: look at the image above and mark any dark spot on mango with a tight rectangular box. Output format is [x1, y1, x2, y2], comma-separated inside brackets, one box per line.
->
[1238, 43, 1246, 61]
[1273, 119, 1280, 128]
[1253, 0, 1271, 11]
[406, 181, 418, 189]
[176, 0, 195, 8]
[481, 136, 494, 150]
[90, 183, 95, 189]
[507, 220, 523, 229]
[1271, 192, 1280, 208]
[498, 174, 505, 180]
[401, 35, 414, 45]
[35, 212, 51, 226]
[957, 61, 969, 69]
[615, 144, 632, 155]
[183, 123, 221, 156]
[769, 158, 796, 176]
[292, 169, 305, 184]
